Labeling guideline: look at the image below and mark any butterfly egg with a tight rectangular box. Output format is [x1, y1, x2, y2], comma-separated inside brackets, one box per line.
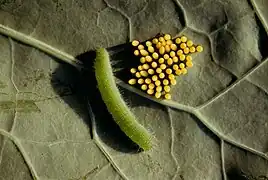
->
[138, 65, 143, 71]
[132, 40, 139, 46]
[166, 40, 173, 45]
[164, 85, 171, 92]
[156, 86, 162, 92]
[147, 89, 154, 95]
[173, 56, 179, 63]
[166, 68, 172, 75]
[155, 92, 162, 99]
[152, 38, 159, 44]
[159, 73, 165, 79]
[190, 46, 196, 53]
[165, 93, 171, 100]
[175, 37, 181, 44]
[140, 57, 146, 63]
[186, 61, 193, 68]
[181, 36, 187, 42]
[163, 79, 169, 86]
[130, 68, 137, 74]
[141, 84, 148, 90]
[152, 75, 158, 81]
[158, 58, 165, 64]
[148, 83, 155, 89]
[168, 74, 175, 80]
[155, 80, 161, 86]
[175, 69, 182, 75]
[164, 34, 171, 40]
[146, 41, 152, 47]
[138, 44, 144, 50]
[186, 40, 193, 47]
[173, 64, 179, 71]
[148, 46, 155, 53]
[143, 63, 150, 70]
[152, 52, 159, 60]
[140, 50, 148, 56]
[156, 68, 162, 74]
[181, 68, 187, 74]
[145, 78, 152, 84]
[170, 79, 177, 85]
[170, 44, 177, 52]
[167, 58, 173, 66]
[180, 43, 187, 49]
[151, 62, 158, 68]
[128, 79, 137, 85]
[145, 55, 152, 63]
[160, 64, 166, 70]
[163, 54, 170, 60]
[138, 78, 144, 84]
[156, 42, 162, 49]
[159, 46, 165, 55]
[179, 54, 186, 61]
[186, 55, 192, 61]
[159, 37, 165, 42]
[179, 63, 185, 69]
[177, 50, 183, 56]
[135, 72, 141, 78]
[170, 51, 176, 58]
[148, 68, 155, 75]
[140, 70, 148, 77]
[196, 45, 204, 52]
[165, 45, 171, 53]
[134, 50, 139, 56]
[184, 47, 190, 54]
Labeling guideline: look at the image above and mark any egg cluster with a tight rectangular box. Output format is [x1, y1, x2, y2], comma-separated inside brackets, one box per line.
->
[128, 34, 203, 99]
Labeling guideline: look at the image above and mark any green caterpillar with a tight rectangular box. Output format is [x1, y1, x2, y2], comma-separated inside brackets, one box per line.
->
[94, 48, 153, 151]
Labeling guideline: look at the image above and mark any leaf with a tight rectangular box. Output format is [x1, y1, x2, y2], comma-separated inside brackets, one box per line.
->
[0, 0, 268, 179]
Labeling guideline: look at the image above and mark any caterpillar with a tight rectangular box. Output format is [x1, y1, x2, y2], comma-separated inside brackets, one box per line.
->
[94, 48, 153, 151]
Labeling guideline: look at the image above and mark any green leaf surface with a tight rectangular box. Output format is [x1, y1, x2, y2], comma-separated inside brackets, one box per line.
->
[0, 0, 268, 179]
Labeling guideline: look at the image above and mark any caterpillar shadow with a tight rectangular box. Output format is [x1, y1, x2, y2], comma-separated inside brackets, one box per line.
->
[50, 43, 152, 153]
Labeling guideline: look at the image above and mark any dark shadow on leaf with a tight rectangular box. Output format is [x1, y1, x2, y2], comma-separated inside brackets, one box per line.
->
[255, 14, 268, 59]
[227, 167, 250, 180]
[51, 43, 145, 153]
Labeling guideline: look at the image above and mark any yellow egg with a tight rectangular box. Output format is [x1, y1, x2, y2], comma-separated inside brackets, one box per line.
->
[170, 51, 176, 57]
[141, 84, 148, 90]
[156, 42, 162, 49]
[155, 92, 162, 99]
[156, 68, 162, 74]
[149, 83, 155, 89]
[175, 70, 181, 75]
[159, 37, 165, 42]
[173, 64, 179, 70]
[151, 62, 158, 68]
[159, 73, 165, 79]
[128, 79, 137, 85]
[177, 50, 183, 56]
[138, 78, 144, 84]
[160, 64, 166, 70]
[156, 86, 162, 92]
[175, 37, 181, 44]
[179, 63, 185, 69]
[164, 85, 171, 92]
[173, 56, 179, 63]
[181, 68, 187, 74]
[155, 80, 161, 86]
[196, 45, 203, 52]
[179, 54, 186, 61]
[152, 75, 158, 81]
[138, 65, 143, 71]
[163, 79, 169, 85]
[170, 79, 177, 85]
[132, 40, 139, 46]
[166, 68, 172, 74]
[130, 68, 137, 74]
[134, 50, 139, 56]
[140, 50, 148, 56]
[152, 38, 158, 44]
[145, 55, 152, 62]
[158, 58, 165, 64]
[145, 78, 151, 84]
[147, 89, 154, 95]
[159, 46, 165, 55]
[167, 58, 173, 65]
[136, 72, 141, 78]
[186, 40, 193, 47]
[181, 36, 187, 42]
[186, 61, 193, 67]
[140, 70, 148, 77]
[170, 44, 177, 51]
[165, 45, 171, 53]
[152, 52, 159, 59]
[184, 47, 190, 54]
[166, 40, 173, 45]
[164, 34, 171, 40]
[180, 43, 187, 49]
[148, 68, 155, 75]
[186, 55, 192, 61]
[164, 54, 170, 60]
[190, 46, 196, 53]
[140, 57, 146, 63]
[138, 44, 144, 50]
[146, 41, 152, 47]
[143, 63, 149, 70]
[148, 46, 155, 53]
[165, 93, 171, 100]
[168, 74, 175, 80]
